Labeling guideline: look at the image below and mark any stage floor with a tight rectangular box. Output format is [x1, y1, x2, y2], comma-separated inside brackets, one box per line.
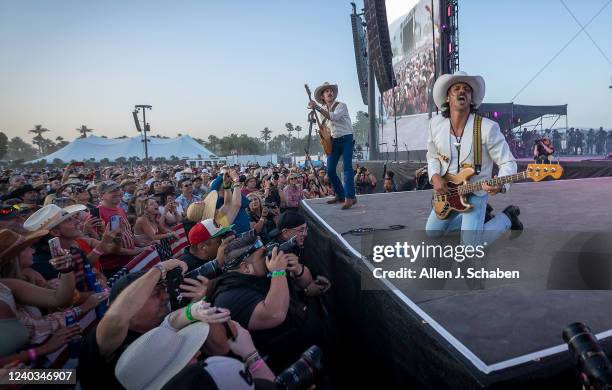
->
[301, 177, 612, 387]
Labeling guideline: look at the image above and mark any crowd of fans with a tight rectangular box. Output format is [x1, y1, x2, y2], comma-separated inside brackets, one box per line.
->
[506, 127, 612, 158]
[383, 47, 436, 117]
[0, 161, 349, 389]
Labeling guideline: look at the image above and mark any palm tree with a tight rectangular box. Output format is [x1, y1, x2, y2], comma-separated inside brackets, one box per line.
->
[285, 122, 294, 138]
[28, 125, 50, 155]
[76, 125, 93, 138]
[260, 127, 272, 153]
[295, 125, 302, 140]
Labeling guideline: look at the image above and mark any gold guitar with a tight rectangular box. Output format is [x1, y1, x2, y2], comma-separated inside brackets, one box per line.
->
[304, 84, 332, 155]
[433, 163, 564, 219]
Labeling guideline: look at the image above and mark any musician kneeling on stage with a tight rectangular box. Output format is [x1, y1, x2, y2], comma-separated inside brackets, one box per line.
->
[308, 82, 357, 210]
[425, 71, 523, 245]
[210, 234, 325, 372]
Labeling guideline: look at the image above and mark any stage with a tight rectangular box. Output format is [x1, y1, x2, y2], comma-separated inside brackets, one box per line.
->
[356, 157, 612, 193]
[300, 177, 612, 389]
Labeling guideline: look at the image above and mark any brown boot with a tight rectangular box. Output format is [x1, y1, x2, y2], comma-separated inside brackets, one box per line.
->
[326, 197, 345, 204]
[341, 198, 357, 210]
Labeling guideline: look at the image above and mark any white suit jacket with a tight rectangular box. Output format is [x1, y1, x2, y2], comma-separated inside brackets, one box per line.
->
[426, 113, 517, 196]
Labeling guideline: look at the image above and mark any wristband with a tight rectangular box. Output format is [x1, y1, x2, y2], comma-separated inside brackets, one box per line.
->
[185, 302, 196, 322]
[270, 270, 286, 278]
[92, 247, 104, 256]
[59, 267, 75, 274]
[223, 183, 232, 189]
[294, 264, 305, 278]
[249, 359, 265, 374]
[27, 348, 37, 363]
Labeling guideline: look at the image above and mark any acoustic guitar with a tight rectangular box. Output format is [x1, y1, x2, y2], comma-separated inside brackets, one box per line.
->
[305, 84, 332, 155]
[433, 163, 564, 219]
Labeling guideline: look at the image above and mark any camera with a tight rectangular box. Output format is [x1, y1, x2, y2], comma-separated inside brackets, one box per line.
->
[265, 236, 299, 258]
[563, 322, 612, 389]
[165, 260, 223, 309]
[275, 346, 323, 390]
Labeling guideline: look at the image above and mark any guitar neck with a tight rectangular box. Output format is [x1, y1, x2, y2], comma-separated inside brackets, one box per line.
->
[460, 171, 529, 195]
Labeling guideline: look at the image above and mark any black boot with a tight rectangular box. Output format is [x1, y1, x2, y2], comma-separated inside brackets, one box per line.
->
[503, 205, 523, 239]
[485, 204, 494, 223]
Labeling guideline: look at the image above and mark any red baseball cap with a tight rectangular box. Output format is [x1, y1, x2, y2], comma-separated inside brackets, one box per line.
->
[188, 219, 234, 246]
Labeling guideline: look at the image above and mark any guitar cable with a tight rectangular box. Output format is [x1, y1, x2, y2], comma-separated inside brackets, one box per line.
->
[341, 224, 406, 236]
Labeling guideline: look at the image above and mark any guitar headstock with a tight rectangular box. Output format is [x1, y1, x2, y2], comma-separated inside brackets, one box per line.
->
[304, 84, 312, 100]
[525, 163, 564, 181]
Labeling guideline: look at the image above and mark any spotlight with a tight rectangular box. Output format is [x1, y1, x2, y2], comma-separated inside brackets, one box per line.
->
[493, 111, 499, 119]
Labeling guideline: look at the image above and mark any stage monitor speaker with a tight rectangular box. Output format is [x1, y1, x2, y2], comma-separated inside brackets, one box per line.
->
[364, 0, 395, 93]
[351, 12, 368, 105]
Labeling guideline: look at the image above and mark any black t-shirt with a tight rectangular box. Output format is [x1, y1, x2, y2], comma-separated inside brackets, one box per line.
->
[77, 325, 142, 389]
[178, 246, 211, 272]
[212, 272, 324, 372]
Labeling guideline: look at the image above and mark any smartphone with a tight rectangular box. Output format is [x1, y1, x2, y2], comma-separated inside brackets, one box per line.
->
[90, 207, 100, 219]
[48, 237, 64, 257]
[110, 215, 121, 231]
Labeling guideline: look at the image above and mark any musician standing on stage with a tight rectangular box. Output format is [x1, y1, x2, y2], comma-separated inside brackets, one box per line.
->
[425, 71, 522, 245]
[308, 82, 357, 210]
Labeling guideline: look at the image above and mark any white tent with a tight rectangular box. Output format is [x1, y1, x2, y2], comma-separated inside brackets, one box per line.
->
[30, 135, 217, 162]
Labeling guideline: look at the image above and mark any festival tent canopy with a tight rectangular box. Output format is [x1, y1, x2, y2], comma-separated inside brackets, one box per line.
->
[30, 135, 217, 163]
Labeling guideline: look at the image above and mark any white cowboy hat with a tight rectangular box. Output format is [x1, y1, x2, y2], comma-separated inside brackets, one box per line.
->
[314, 82, 338, 104]
[115, 321, 210, 390]
[432, 71, 485, 110]
[23, 204, 87, 232]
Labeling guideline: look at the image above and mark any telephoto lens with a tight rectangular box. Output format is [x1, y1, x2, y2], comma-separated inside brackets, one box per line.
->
[562, 322, 612, 388]
[275, 346, 323, 390]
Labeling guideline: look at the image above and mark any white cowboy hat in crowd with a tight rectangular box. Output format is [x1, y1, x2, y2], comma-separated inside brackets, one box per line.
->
[314, 82, 338, 105]
[115, 321, 210, 390]
[23, 204, 87, 231]
[432, 71, 485, 110]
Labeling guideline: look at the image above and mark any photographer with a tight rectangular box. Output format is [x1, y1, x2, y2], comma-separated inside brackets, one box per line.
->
[533, 135, 555, 163]
[211, 234, 325, 372]
[355, 166, 377, 195]
[270, 211, 330, 297]
[78, 259, 216, 389]
[178, 218, 235, 273]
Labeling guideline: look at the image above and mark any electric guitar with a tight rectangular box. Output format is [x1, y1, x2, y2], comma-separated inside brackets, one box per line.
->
[433, 163, 564, 219]
[304, 84, 332, 155]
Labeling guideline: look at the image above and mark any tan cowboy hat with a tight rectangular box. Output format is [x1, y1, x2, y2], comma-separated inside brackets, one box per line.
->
[23, 204, 87, 232]
[0, 228, 49, 263]
[202, 190, 219, 221]
[432, 71, 485, 110]
[314, 82, 338, 104]
[115, 321, 210, 390]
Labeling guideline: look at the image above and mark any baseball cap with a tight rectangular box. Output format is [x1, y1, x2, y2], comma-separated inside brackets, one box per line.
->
[109, 270, 146, 304]
[188, 219, 234, 246]
[277, 211, 306, 231]
[97, 180, 120, 193]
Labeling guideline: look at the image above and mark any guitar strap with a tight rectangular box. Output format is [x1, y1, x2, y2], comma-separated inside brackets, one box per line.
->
[321, 102, 339, 126]
[473, 114, 483, 174]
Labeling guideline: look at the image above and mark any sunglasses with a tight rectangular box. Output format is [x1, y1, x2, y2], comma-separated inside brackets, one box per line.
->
[226, 238, 265, 269]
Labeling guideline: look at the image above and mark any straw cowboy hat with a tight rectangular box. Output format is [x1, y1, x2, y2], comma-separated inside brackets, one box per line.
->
[0, 228, 49, 262]
[432, 71, 485, 110]
[23, 204, 87, 232]
[314, 82, 338, 104]
[114, 321, 210, 390]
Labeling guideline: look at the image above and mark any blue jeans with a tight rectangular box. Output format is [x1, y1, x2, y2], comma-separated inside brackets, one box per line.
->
[425, 194, 511, 246]
[327, 134, 355, 200]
